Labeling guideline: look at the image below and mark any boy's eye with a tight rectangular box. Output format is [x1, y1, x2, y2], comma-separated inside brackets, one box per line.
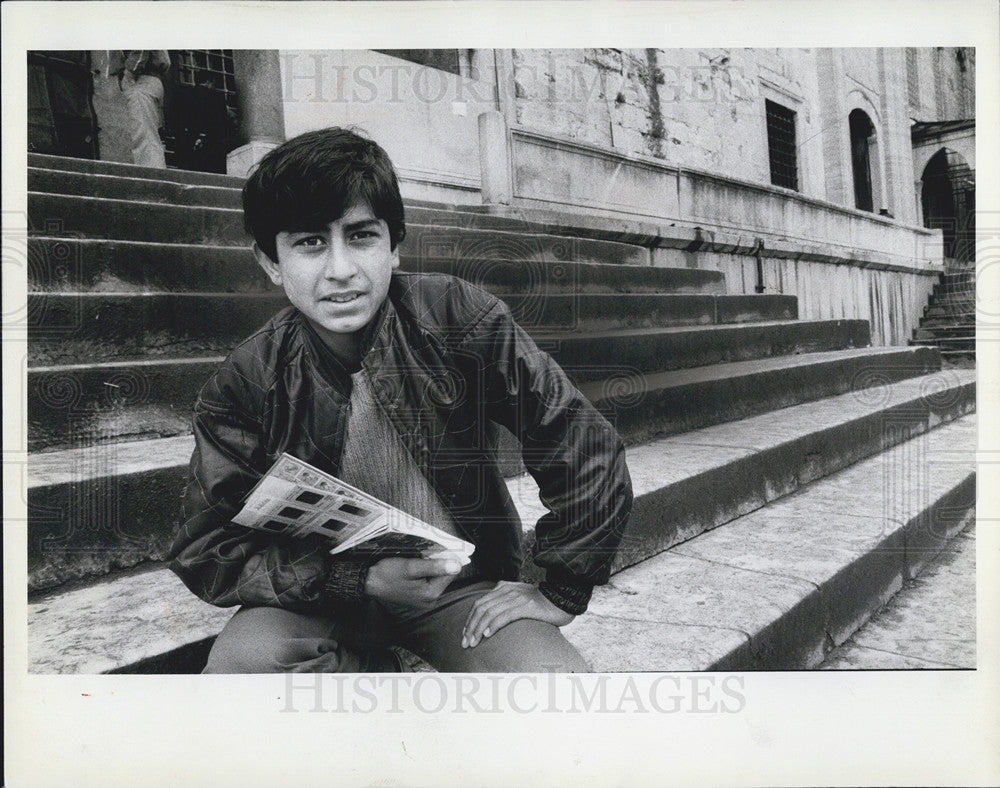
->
[293, 235, 325, 248]
[349, 229, 379, 242]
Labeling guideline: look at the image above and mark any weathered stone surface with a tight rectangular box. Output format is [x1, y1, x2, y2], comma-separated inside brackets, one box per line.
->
[582, 551, 828, 670]
[821, 526, 976, 669]
[672, 507, 906, 648]
[27, 414, 976, 673]
[563, 612, 751, 673]
[27, 237, 270, 294]
[29, 167, 242, 208]
[28, 357, 220, 452]
[581, 346, 941, 445]
[28, 567, 233, 674]
[28, 152, 245, 188]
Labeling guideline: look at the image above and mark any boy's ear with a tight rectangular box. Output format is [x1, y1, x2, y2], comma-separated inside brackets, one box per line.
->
[252, 243, 283, 286]
[391, 245, 401, 270]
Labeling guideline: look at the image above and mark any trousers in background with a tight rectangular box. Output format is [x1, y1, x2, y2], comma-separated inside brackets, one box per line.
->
[122, 72, 165, 168]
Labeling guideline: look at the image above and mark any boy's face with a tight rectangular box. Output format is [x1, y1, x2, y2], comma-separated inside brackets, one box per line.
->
[254, 201, 400, 351]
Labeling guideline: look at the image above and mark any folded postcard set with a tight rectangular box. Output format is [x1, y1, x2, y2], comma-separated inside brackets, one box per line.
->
[232, 453, 475, 565]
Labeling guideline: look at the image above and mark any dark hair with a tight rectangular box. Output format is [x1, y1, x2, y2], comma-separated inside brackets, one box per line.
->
[242, 127, 406, 262]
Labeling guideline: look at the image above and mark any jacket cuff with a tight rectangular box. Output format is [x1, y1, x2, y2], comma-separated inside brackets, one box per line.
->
[321, 559, 370, 605]
[539, 570, 594, 616]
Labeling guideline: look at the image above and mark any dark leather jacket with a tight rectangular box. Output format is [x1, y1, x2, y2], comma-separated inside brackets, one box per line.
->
[168, 273, 633, 615]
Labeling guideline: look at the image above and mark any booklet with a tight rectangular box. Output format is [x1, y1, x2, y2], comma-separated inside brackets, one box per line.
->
[231, 453, 475, 565]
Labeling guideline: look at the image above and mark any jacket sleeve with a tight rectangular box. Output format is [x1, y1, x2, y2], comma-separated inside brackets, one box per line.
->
[463, 297, 634, 615]
[167, 363, 368, 610]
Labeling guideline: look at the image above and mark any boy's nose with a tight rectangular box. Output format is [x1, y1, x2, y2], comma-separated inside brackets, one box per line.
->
[322, 241, 358, 281]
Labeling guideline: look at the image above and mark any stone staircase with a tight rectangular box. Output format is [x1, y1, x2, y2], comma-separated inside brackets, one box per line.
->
[911, 262, 976, 364]
[26, 154, 976, 673]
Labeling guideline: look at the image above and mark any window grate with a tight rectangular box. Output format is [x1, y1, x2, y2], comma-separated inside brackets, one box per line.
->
[765, 99, 798, 191]
[174, 49, 237, 112]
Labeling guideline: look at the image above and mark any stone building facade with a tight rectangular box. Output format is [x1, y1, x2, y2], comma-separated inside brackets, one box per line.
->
[28, 47, 976, 345]
[257, 47, 975, 345]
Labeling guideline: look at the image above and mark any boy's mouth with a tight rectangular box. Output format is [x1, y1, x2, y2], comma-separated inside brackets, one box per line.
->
[320, 292, 363, 304]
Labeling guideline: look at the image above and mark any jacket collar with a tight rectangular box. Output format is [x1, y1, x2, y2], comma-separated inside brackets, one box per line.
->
[296, 290, 398, 385]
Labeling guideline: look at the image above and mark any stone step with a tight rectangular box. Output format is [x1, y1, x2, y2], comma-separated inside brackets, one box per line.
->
[28, 237, 726, 296]
[939, 271, 975, 284]
[922, 305, 975, 321]
[28, 167, 243, 209]
[913, 325, 976, 341]
[919, 315, 975, 328]
[405, 204, 677, 252]
[402, 256, 726, 295]
[27, 288, 795, 362]
[27, 152, 246, 188]
[28, 357, 219, 452]
[27, 159, 670, 255]
[930, 293, 976, 308]
[27, 368, 972, 596]
[819, 523, 975, 669]
[26, 381, 975, 672]
[580, 345, 941, 446]
[28, 317, 872, 453]
[403, 223, 648, 266]
[530, 319, 870, 384]
[28, 343, 935, 455]
[29, 168, 659, 253]
[28, 193, 648, 266]
[910, 336, 976, 351]
[940, 349, 977, 364]
[28, 292, 288, 364]
[929, 296, 977, 311]
[564, 413, 976, 670]
[28, 296, 866, 372]
[931, 281, 975, 295]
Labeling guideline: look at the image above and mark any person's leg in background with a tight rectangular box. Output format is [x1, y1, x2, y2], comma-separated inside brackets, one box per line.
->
[122, 71, 166, 168]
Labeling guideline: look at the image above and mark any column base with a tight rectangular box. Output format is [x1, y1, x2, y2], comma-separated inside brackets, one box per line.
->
[226, 140, 280, 178]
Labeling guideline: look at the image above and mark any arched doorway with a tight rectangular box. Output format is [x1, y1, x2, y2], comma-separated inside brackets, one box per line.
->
[921, 148, 975, 263]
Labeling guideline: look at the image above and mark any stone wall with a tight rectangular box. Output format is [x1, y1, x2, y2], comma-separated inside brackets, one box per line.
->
[511, 48, 829, 198]
[910, 47, 976, 122]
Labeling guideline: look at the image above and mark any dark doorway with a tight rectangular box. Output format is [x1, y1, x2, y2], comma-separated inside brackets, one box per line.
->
[163, 50, 239, 173]
[28, 51, 99, 159]
[849, 109, 875, 213]
[921, 148, 975, 263]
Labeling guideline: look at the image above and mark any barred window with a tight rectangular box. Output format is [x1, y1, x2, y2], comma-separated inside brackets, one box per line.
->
[765, 99, 798, 191]
[174, 49, 236, 108]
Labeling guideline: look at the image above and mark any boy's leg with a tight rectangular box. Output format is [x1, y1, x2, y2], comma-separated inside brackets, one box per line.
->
[394, 581, 591, 673]
[203, 604, 399, 673]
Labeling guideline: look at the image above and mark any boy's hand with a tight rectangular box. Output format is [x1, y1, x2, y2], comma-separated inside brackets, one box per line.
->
[364, 557, 461, 608]
[462, 581, 575, 648]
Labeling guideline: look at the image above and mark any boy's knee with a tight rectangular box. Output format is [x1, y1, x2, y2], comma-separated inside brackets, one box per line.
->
[202, 606, 336, 674]
[464, 619, 591, 673]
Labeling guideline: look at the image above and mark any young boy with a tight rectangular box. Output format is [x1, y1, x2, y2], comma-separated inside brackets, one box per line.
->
[169, 127, 633, 672]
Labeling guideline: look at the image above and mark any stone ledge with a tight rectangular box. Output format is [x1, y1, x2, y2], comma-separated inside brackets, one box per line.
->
[566, 413, 977, 670]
